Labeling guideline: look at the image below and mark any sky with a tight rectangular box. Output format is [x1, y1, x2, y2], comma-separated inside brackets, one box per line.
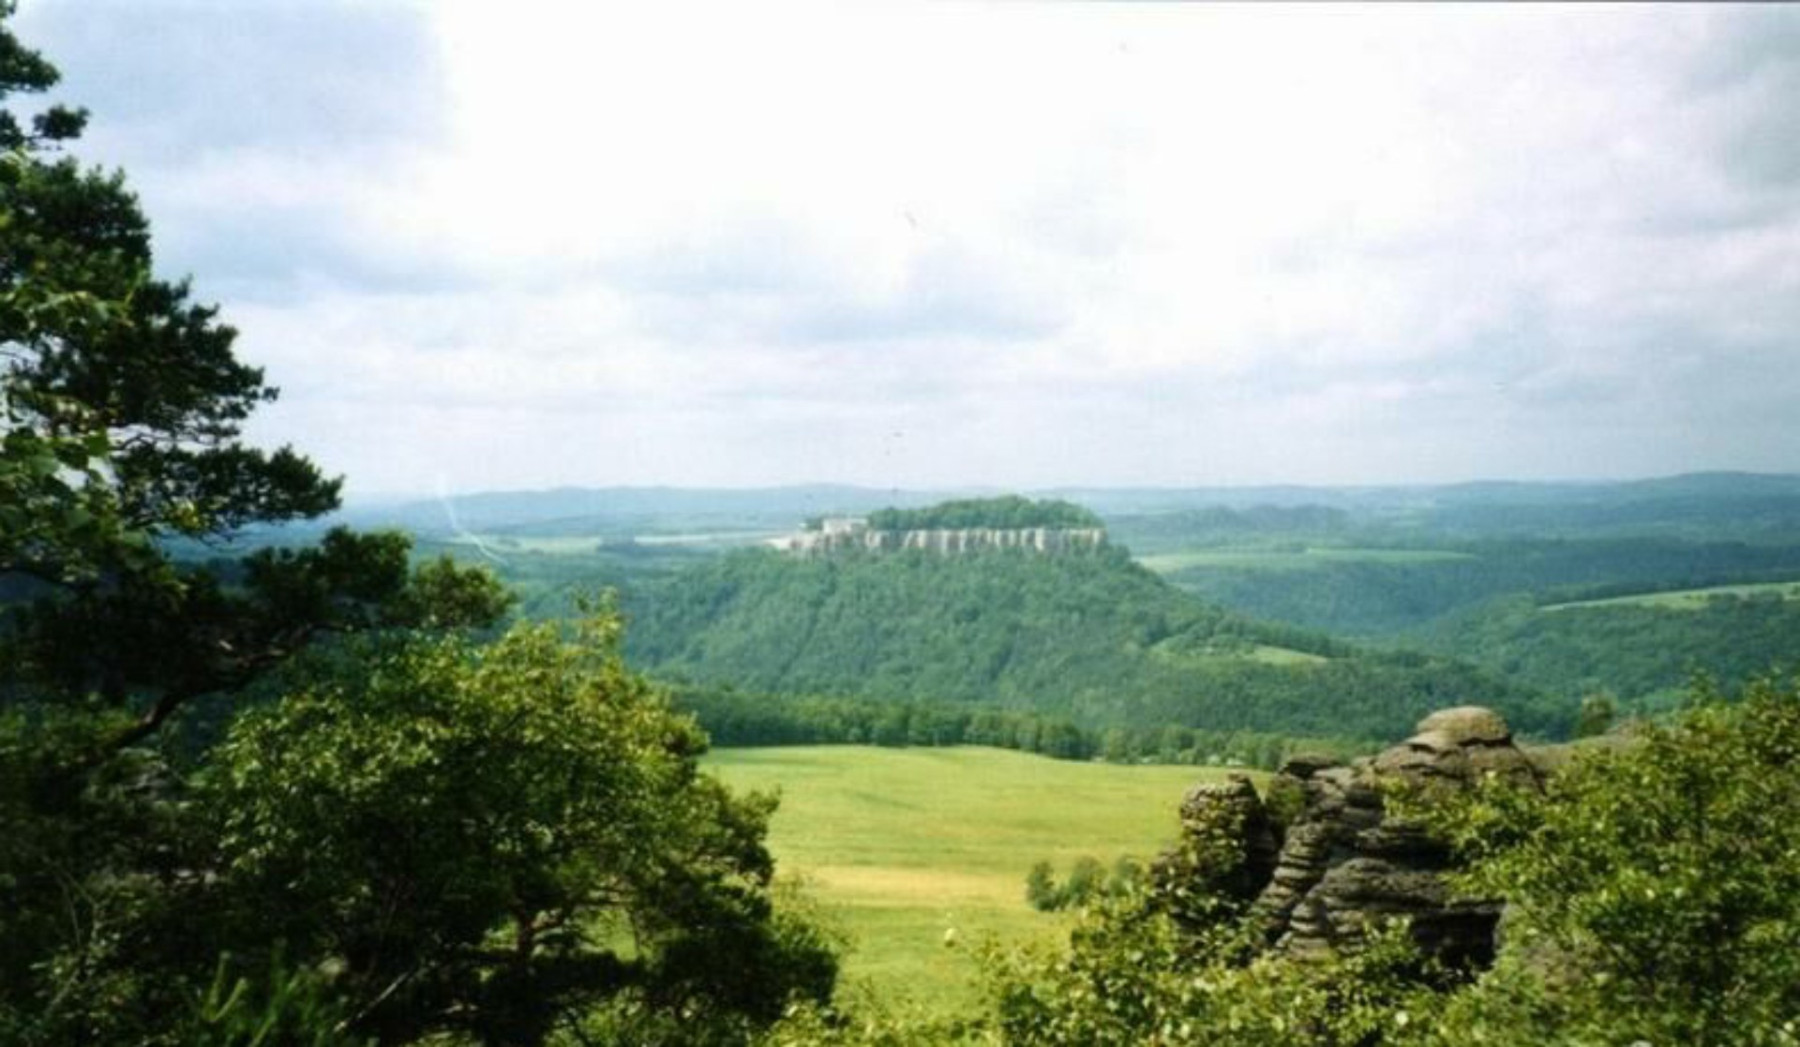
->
[12, 2, 1800, 497]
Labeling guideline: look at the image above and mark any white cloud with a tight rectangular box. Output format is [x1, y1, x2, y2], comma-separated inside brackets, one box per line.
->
[16, 1, 1800, 494]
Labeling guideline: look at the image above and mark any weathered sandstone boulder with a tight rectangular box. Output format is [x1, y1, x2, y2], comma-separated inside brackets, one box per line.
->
[1164, 706, 1542, 968]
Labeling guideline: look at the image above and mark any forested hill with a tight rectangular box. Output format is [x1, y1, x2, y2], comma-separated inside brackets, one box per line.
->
[623, 544, 1556, 741]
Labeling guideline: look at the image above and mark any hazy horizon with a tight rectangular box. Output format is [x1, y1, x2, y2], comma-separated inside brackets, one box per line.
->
[17, 2, 1800, 497]
[335, 467, 1800, 509]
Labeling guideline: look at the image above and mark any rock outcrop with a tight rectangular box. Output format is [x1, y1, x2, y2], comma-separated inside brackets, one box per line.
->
[1165, 706, 1542, 968]
[773, 521, 1106, 556]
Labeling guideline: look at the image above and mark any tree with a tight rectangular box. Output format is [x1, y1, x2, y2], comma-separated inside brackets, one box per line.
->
[1412, 677, 1800, 1046]
[1025, 861, 1058, 911]
[0, 10, 511, 1041]
[0, 0, 444, 738]
[1573, 690, 1616, 738]
[0, 13, 835, 1044]
[208, 615, 836, 1045]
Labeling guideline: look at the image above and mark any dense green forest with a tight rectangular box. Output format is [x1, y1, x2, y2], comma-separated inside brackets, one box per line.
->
[337, 475, 1800, 726]
[1147, 534, 1800, 637]
[1118, 527, 1800, 709]
[307, 477, 1800, 741]
[1413, 591, 1800, 709]
[624, 545, 1557, 741]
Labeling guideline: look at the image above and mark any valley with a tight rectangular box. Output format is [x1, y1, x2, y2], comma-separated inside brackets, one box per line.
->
[13, 3, 1799, 1038]
[344, 473, 1800, 734]
[199, 481, 1800, 1033]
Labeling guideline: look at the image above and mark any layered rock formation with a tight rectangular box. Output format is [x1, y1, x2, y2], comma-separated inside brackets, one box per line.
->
[773, 520, 1106, 556]
[1163, 706, 1542, 968]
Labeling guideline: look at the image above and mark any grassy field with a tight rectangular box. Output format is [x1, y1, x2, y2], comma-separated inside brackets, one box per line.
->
[1543, 579, 1800, 611]
[1146, 641, 1330, 669]
[1136, 546, 1474, 574]
[1247, 643, 1330, 666]
[704, 746, 1238, 1015]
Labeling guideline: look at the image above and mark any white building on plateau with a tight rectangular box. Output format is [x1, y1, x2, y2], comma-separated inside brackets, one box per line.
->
[769, 517, 1105, 556]
[767, 517, 868, 553]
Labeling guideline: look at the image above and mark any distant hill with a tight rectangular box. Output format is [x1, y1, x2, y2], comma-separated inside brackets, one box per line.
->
[1153, 536, 1800, 637]
[1412, 589, 1800, 710]
[331, 471, 1800, 542]
[622, 543, 1553, 741]
[334, 485, 968, 539]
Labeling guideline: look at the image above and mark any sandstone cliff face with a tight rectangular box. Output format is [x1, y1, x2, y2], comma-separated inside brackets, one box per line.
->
[777, 526, 1106, 556]
[1163, 706, 1542, 968]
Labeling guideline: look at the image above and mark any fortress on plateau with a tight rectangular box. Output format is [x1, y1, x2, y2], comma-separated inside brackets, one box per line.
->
[770, 516, 1106, 556]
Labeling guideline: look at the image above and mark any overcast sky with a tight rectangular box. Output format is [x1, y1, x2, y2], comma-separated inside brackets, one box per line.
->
[14, 2, 1800, 497]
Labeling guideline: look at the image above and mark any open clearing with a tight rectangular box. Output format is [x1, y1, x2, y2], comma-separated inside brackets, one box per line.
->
[705, 746, 1237, 1015]
[1147, 642, 1329, 668]
[1543, 579, 1800, 612]
[1136, 546, 1475, 574]
[1247, 643, 1331, 666]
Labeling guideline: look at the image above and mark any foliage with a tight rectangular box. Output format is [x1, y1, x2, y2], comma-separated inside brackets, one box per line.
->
[176, 950, 369, 1047]
[0, 13, 831, 1045]
[671, 683, 1367, 770]
[1137, 521, 1800, 712]
[1572, 691, 1616, 738]
[0, 1, 504, 734]
[1404, 676, 1800, 1046]
[0, 699, 208, 1044]
[865, 496, 1102, 532]
[755, 997, 991, 1047]
[981, 677, 1800, 1047]
[628, 547, 1547, 741]
[1159, 534, 1800, 640]
[1024, 856, 1143, 912]
[0, 33, 336, 587]
[207, 616, 836, 1045]
[1416, 592, 1800, 713]
[987, 892, 1433, 1047]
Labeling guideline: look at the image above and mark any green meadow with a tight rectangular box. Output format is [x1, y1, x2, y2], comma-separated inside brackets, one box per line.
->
[704, 746, 1242, 1014]
[1136, 546, 1475, 574]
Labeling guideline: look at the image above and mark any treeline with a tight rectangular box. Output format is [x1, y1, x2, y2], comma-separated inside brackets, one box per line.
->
[864, 495, 1102, 532]
[625, 546, 1561, 741]
[667, 683, 1369, 769]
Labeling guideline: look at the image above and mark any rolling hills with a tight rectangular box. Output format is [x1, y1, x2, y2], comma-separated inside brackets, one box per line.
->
[623, 542, 1552, 741]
